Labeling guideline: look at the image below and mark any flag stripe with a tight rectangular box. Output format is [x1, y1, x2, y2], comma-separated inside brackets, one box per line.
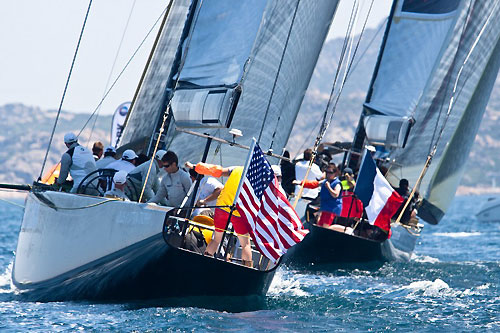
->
[235, 144, 309, 262]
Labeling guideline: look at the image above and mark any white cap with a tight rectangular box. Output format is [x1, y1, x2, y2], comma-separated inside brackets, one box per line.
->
[155, 149, 167, 160]
[113, 170, 127, 184]
[104, 145, 116, 153]
[64, 132, 78, 144]
[122, 149, 138, 160]
[271, 165, 282, 177]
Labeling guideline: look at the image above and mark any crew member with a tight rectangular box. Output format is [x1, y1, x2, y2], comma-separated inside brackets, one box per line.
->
[294, 163, 342, 227]
[95, 145, 117, 169]
[92, 141, 104, 161]
[128, 150, 167, 202]
[187, 167, 223, 217]
[104, 170, 130, 200]
[106, 149, 138, 174]
[185, 161, 253, 267]
[148, 151, 192, 207]
[56, 132, 97, 193]
[294, 148, 323, 199]
[340, 167, 363, 218]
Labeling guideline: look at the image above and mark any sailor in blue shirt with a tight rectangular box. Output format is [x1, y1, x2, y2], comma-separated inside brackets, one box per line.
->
[318, 163, 342, 227]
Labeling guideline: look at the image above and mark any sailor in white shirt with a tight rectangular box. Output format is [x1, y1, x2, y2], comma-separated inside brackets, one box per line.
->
[188, 168, 223, 217]
[96, 145, 118, 169]
[57, 132, 97, 193]
[106, 149, 137, 174]
[104, 170, 130, 200]
[294, 148, 323, 199]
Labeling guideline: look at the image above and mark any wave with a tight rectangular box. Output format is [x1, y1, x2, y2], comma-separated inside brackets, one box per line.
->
[411, 254, 440, 263]
[388, 279, 488, 299]
[432, 232, 481, 238]
[0, 262, 15, 294]
[268, 269, 310, 296]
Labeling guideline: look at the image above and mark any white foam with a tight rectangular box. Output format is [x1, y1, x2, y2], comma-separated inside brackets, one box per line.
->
[405, 279, 452, 297]
[432, 232, 481, 238]
[411, 254, 440, 263]
[0, 262, 15, 294]
[268, 269, 310, 296]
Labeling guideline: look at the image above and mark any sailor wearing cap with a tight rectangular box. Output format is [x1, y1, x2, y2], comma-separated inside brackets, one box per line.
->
[106, 149, 138, 174]
[57, 132, 97, 192]
[148, 151, 192, 207]
[95, 145, 117, 169]
[104, 170, 130, 200]
[127, 149, 167, 202]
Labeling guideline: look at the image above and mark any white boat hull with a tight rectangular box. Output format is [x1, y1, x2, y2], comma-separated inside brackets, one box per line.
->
[13, 192, 167, 291]
[476, 196, 500, 222]
[12, 192, 278, 301]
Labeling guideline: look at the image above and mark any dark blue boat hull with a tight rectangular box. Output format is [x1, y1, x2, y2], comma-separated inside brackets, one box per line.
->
[13, 234, 278, 302]
[285, 222, 418, 268]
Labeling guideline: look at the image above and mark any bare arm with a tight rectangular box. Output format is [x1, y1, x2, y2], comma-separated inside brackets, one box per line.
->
[325, 181, 341, 198]
[185, 161, 233, 178]
[199, 187, 222, 205]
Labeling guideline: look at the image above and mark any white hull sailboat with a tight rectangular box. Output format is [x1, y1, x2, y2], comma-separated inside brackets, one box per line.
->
[12, 0, 340, 300]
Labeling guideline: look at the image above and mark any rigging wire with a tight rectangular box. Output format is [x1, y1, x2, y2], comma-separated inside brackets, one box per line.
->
[87, 0, 137, 147]
[395, 0, 499, 223]
[293, 0, 375, 207]
[38, 0, 93, 181]
[138, 0, 204, 203]
[75, 4, 170, 140]
[257, 0, 301, 143]
[293, 9, 383, 159]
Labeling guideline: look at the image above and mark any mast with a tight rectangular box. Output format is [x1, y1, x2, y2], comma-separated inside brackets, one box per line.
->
[348, 0, 398, 169]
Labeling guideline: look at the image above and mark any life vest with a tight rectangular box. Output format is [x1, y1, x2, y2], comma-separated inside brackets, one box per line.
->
[68, 145, 96, 189]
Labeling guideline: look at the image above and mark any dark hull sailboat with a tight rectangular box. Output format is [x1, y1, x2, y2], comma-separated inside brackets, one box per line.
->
[286, 0, 500, 267]
[285, 221, 419, 268]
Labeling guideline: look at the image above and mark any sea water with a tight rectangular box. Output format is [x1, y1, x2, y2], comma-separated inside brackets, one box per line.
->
[0, 195, 498, 331]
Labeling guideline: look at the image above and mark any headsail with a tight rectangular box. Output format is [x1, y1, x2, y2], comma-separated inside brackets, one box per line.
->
[351, 0, 500, 224]
[120, 0, 340, 167]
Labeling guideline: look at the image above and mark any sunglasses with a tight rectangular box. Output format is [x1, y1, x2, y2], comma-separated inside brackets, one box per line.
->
[326, 170, 335, 174]
[163, 163, 171, 169]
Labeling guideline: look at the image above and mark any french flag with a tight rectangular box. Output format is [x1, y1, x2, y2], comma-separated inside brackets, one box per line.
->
[354, 152, 403, 234]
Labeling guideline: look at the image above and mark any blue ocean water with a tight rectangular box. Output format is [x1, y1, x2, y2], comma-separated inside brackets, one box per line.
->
[0, 195, 499, 331]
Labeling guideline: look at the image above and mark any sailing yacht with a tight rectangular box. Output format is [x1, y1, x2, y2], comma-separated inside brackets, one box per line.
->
[12, 0, 341, 300]
[287, 0, 500, 266]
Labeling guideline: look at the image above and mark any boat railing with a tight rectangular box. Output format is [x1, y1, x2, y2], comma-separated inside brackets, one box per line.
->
[163, 215, 275, 271]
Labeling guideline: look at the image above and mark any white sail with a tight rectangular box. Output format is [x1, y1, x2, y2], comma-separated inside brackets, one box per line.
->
[354, 0, 500, 224]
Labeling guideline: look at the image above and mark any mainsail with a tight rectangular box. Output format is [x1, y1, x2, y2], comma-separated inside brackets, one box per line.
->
[351, 0, 500, 224]
[120, 0, 340, 167]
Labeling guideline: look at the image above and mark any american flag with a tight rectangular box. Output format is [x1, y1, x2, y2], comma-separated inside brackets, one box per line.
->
[236, 144, 309, 262]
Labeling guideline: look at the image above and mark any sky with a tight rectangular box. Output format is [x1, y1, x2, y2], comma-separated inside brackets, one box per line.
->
[0, 0, 392, 116]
